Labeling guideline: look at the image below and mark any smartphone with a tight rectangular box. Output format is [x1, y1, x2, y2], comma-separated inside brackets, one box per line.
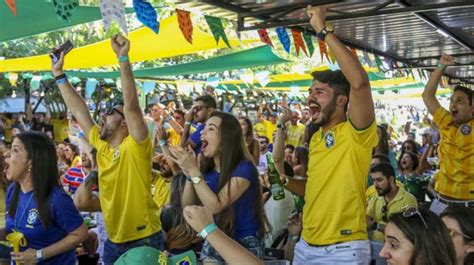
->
[50, 40, 74, 63]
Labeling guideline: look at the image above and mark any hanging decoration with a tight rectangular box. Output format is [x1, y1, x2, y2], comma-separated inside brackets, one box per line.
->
[374, 55, 384, 72]
[276, 27, 291, 53]
[362, 51, 373, 67]
[52, 0, 79, 21]
[291, 28, 308, 57]
[317, 39, 329, 62]
[176, 9, 193, 44]
[257, 28, 273, 47]
[349, 47, 358, 58]
[204, 15, 231, 48]
[8, 72, 18, 86]
[302, 33, 315, 56]
[5, 0, 16, 16]
[99, 0, 128, 34]
[327, 47, 336, 64]
[133, 0, 159, 34]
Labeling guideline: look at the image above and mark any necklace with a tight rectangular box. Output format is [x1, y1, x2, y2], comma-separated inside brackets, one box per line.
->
[14, 192, 34, 230]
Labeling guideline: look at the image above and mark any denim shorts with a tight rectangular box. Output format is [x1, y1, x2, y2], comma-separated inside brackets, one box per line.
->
[103, 231, 165, 265]
[200, 235, 264, 264]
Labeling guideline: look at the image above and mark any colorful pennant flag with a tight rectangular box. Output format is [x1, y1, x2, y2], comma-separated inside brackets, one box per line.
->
[362, 51, 373, 67]
[5, 0, 16, 16]
[99, 0, 128, 34]
[276, 27, 291, 53]
[176, 9, 193, 44]
[257, 28, 273, 47]
[52, 0, 79, 21]
[291, 28, 308, 57]
[317, 39, 329, 62]
[204, 15, 231, 48]
[327, 48, 336, 64]
[374, 55, 383, 72]
[349, 47, 358, 58]
[133, 0, 159, 34]
[302, 33, 315, 56]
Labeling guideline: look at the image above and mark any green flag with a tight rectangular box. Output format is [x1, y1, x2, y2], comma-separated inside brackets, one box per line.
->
[204, 15, 231, 48]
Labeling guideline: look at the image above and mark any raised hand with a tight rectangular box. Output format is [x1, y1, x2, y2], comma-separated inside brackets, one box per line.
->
[51, 51, 65, 76]
[439, 53, 455, 66]
[307, 5, 326, 31]
[183, 205, 214, 233]
[279, 107, 292, 124]
[168, 145, 200, 177]
[111, 34, 130, 57]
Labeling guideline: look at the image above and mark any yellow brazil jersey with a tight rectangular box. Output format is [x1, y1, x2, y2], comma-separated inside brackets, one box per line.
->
[0, 187, 5, 227]
[254, 122, 267, 138]
[433, 108, 474, 200]
[366, 187, 417, 241]
[88, 126, 161, 243]
[366, 180, 405, 203]
[167, 127, 195, 147]
[263, 120, 277, 143]
[151, 170, 171, 210]
[3, 118, 14, 143]
[70, 156, 81, 168]
[51, 118, 69, 143]
[285, 123, 305, 147]
[303, 120, 378, 245]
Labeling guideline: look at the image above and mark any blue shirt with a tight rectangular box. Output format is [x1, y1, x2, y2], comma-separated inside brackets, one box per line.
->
[190, 124, 204, 153]
[204, 160, 260, 240]
[6, 184, 84, 265]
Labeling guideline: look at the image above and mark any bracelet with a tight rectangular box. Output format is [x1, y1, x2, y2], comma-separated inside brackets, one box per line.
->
[159, 139, 168, 147]
[54, 73, 66, 80]
[437, 63, 446, 71]
[197, 223, 218, 239]
[185, 121, 192, 126]
[118, 55, 129, 62]
[56, 77, 68, 85]
[284, 176, 290, 187]
[288, 234, 300, 241]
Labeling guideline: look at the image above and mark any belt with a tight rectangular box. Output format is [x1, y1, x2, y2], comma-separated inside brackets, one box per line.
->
[306, 241, 343, 248]
[438, 197, 474, 208]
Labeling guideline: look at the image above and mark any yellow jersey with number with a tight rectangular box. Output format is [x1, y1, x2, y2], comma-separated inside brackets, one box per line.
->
[433, 108, 474, 200]
[303, 120, 378, 245]
[89, 126, 161, 243]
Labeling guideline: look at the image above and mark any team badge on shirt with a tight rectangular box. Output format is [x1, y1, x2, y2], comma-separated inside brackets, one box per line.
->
[113, 148, 120, 162]
[325, 132, 335, 148]
[460, 124, 471, 135]
[27, 208, 39, 226]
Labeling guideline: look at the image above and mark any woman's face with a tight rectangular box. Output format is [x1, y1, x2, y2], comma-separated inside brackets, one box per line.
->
[291, 151, 298, 165]
[64, 145, 74, 160]
[239, 119, 248, 136]
[400, 153, 414, 170]
[284, 148, 293, 163]
[380, 222, 413, 265]
[200, 116, 222, 158]
[402, 143, 414, 153]
[4, 138, 30, 182]
[442, 216, 472, 263]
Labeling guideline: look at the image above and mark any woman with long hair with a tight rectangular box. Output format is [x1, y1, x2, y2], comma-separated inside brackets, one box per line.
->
[441, 206, 474, 265]
[239, 117, 260, 165]
[170, 111, 269, 264]
[1, 131, 88, 264]
[380, 207, 456, 265]
[291, 147, 309, 178]
[64, 142, 81, 168]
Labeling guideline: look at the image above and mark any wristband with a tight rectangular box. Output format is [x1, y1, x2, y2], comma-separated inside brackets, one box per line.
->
[185, 121, 192, 126]
[56, 77, 68, 85]
[36, 249, 44, 262]
[288, 234, 300, 241]
[118, 55, 129, 63]
[197, 223, 218, 239]
[437, 63, 446, 71]
[159, 139, 168, 147]
[54, 73, 66, 81]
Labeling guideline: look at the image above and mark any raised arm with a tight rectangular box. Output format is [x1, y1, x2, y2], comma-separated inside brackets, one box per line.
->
[273, 108, 291, 167]
[111, 34, 148, 142]
[308, 5, 373, 129]
[422, 54, 454, 115]
[52, 53, 95, 135]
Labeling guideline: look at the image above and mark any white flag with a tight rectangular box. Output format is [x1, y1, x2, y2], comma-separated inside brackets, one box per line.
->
[100, 0, 128, 34]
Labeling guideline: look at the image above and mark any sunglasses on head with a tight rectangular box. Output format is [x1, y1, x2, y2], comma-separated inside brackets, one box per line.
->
[402, 207, 428, 229]
[106, 108, 125, 119]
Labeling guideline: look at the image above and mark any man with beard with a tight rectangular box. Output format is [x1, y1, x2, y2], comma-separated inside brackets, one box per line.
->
[422, 53, 474, 211]
[283, 5, 378, 264]
[52, 34, 163, 264]
[181, 95, 216, 154]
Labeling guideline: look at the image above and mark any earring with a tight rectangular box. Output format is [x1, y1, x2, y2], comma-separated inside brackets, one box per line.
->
[27, 166, 31, 172]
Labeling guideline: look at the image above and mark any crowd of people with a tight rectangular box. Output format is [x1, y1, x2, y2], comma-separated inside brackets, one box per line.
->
[0, 5, 472, 265]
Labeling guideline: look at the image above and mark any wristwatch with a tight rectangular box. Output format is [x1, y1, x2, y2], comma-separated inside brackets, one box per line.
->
[316, 25, 335, 41]
[186, 174, 202, 184]
[36, 249, 44, 262]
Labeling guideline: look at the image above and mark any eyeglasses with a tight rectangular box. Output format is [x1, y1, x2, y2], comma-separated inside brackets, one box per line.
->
[402, 208, 428, 229]
[106, 108, 125, 119]
[448, 228, 472, 240]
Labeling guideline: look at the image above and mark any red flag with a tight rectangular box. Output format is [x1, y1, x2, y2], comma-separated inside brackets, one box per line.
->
[176, 9, 193, 44]
[318, 39, 329, 62]
[291, 28, 308, 56]
[257, 28, 273, 47]
[350, 47, 358, 58]
[5, 0, 16, 16]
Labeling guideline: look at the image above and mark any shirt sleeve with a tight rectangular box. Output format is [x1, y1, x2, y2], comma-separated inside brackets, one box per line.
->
[433, 107, 451, 128]
[87, 125, 101, 148]
[366, 196, 375, 219]
[231, 161, 257, 182]
[51, 188, 84, 233]
[348, 119, 378, 149]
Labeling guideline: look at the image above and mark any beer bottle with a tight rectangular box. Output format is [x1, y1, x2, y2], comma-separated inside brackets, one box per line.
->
[266, 153, 285, 200]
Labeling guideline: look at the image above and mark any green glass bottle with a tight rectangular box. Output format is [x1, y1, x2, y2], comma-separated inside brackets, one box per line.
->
[266, 153, 285, 200]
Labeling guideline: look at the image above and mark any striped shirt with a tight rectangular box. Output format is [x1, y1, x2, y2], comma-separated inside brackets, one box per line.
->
[63, 166, 86, 195]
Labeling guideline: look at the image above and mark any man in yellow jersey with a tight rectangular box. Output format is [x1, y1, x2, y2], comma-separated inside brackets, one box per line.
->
[285, 110, 305, 147]
[283, 5, 378, 264]
[52, 34, 163, 264]
[422, 54, 474, 213]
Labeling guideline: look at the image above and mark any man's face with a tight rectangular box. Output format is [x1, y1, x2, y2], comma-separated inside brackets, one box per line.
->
[100, 106, 125, 140]
[81, 151, 92, 168]
[173, 113, 185, 126]
[193, 101, 212, 123]
[302, 109, 311, 122]
[269, 115, 277, 124]
[449, 90, 473, 125]
[258, 138, 268, 152]
[371, 171, 392, 196]
[291, 112, 300, 125]
[307, 81, 339, 126]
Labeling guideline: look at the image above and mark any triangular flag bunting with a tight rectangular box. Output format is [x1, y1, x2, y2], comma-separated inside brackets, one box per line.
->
[374, 55, 383, 72]
[133, 0, 159, 34]
[362, 51, 373, 67]
[327, 48, 336, 64]
[257, 28, 273, 47]
[349, 47, 358, 58]
[302, 33, 315, 56]
[99, 0, 128, 34]
[291, 28, 308, 57]
[317, 39, 329, 62]
[204, 15, 231, 48]
[52, 0, 79, 21]
[276, 27, 291, 53]
[176, 9, 193, 44]
[5, 0, 16, 16]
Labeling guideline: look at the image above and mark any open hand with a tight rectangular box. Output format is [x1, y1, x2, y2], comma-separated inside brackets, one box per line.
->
[168, 146, 200, 176]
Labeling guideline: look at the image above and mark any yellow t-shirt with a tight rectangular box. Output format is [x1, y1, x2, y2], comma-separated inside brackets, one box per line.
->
[366, 180, 405, 203]
[0, 188, 5, 227]
[3, 118, 14, 143]
[254, 122, 267, 138]
[285, 123, 305, 147]
[263, 120, 277, 143]
[167, 127, 195, 147]
[151, 170, 171, 210]
[52, 118, 69, 143]
[303, 120, 378, 245]
[366, 187, 417, 241]
[89, 126, 161, 243]
[70, 156, 81, 168]
[433, 108, 474, 200]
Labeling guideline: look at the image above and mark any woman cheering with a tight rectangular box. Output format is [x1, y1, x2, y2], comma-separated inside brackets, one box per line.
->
[2, 132, 88, 264]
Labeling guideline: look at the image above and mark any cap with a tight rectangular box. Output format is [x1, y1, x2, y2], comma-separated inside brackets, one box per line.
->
[115, 247, 197, 265]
